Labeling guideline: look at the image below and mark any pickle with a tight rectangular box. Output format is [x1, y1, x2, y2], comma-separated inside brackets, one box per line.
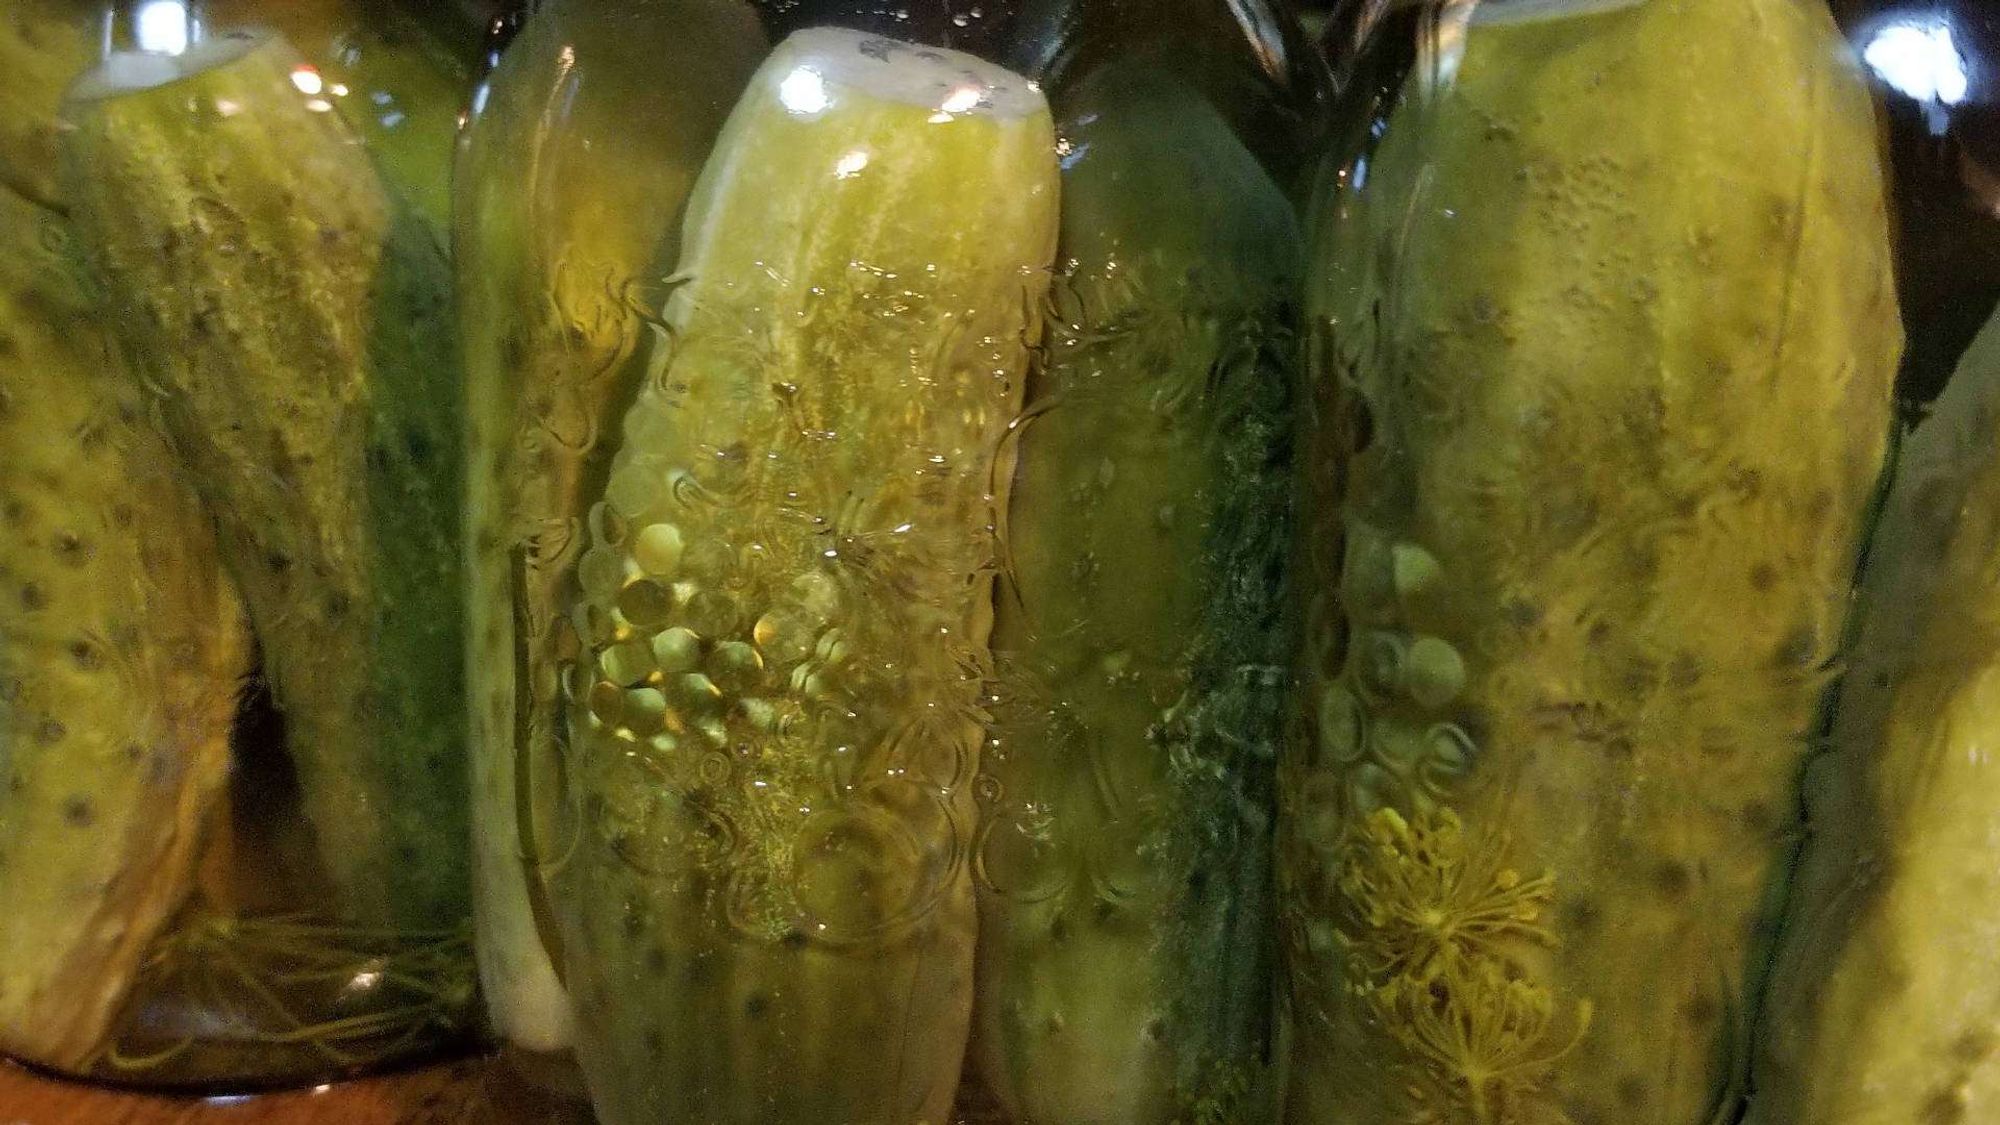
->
[205, 0, 474, 230]
[1283, 1, 1900, 1122]
[974, 61, 1297, 1124]
[61, 31, 468, 931]
[457, 0, 768, 1054]
[1749, 309, 2000, 1124]
[0, 0, 92, 210]
[553, 29, 1057, 1124]
[0, 185, 251, 1070]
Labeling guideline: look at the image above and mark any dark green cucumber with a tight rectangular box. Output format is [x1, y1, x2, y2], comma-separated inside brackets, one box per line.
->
[974, 60, 1298, 1125]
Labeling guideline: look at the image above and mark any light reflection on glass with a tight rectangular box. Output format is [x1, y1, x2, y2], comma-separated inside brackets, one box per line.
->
[1864, 18, 1970, 107]
[779, 67, 832, 115]
[939, 84, 983, 114]
[133, 0, 192, 55]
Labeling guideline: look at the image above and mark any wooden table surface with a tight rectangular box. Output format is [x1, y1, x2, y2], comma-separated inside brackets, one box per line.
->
[0, 1055, 593, 1125]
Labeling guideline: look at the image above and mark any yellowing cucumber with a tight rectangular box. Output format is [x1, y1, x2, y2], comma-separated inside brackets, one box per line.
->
[62, 31, 469, 932]
[1283, 0, 1901, 1122]
[0, 184, 251, 1071]
[973, 59, 1298, 1125]
[0, 0, 92, 210]
[553, 28, 1057, 1124]
[1750, 308, 2000, 1125]
[205, 0, 473, 230]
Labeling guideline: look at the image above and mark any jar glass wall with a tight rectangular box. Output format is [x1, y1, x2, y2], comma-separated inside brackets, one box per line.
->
[1285, 1, 1902, 1122]
[456, 1, 1324, 1121]
[0, 0, 482, 1090]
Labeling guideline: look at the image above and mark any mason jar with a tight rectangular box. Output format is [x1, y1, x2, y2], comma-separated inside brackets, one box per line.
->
[1283, 1, 1903, 1122]
[1750, 5, 2000, 1123]
[457, 0, 1324, 1120]
[0, 0, 483, 1089]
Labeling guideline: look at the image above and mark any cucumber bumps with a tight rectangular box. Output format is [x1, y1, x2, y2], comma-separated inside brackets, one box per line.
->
[1284, 0, 1900, 1121]
[0, 184, 250, 1071]
[1751, 308, 2000, 1125]
[458, 0, 767, 1055]
[553, 29, 1057, 1124]
[62, 31, 468, 932]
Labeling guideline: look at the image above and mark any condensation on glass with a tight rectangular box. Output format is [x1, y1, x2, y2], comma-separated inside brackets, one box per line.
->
[456, 0, 1323, 1120]
[0, 0, 481, 1089]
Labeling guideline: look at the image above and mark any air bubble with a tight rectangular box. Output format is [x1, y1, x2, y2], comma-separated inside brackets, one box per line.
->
[674, 673, 725, 713]
[683, 589, 743, 637]
[1356, 630, 1409, 698]
[624, 687, 668, 736]
[652, 627, 702, 673]
[1392, 543, 1443, 600]
[600, 640, 657, 686]
[974, 811, 1064, 903]
[791, 571, 842, 618]
[1404, 636, 1466, 708]
[588, 680, 625, 726]
[617, 579, 675, 629]
[754, 606, 818, 664]
[633, 523, 685, 576]
[1420, 724, 1477, 791]
[707, 640, 765, 693]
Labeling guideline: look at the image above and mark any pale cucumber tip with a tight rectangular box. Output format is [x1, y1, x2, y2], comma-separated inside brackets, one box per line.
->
[68, 28, 275, 102]
[1467, 0, 1650, 26]
[765, 26, 1047, 122]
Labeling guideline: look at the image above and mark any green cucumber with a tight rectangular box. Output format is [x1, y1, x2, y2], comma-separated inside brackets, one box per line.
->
[973, 60, 1297, 1125]
[205, 0, 474, 231]
[458, 0, 768, 1056]
[553, 28, 1058, 1124]
[62, 30, 469, 932]
[1283, 0, 1900, 1121]
[1750, 308, 2000, 1125]
[0, 184, 251, 1071]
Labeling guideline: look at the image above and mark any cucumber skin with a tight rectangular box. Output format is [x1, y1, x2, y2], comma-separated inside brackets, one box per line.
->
[550, 31, 1058, 1124]
[1750, 310, 2000, 1125]
[0, 185, 250, 1072]
[0, 0, 91, 210]
[973, 59, 1299, 1125]
[61, 33, 471, 933]
[1282, 1, 1900, 1122]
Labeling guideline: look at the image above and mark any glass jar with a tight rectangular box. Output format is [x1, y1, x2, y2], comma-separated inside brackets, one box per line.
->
[1748, 6, 2000, 1123]
[0, 0, 483, 1090]
[457, 0, 1323, 1121]
[1284, 1, 1902, 1123]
